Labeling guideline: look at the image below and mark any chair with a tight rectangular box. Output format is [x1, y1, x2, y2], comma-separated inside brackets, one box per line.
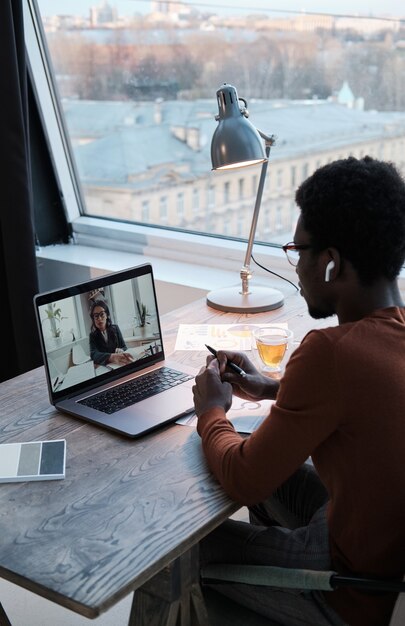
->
[72, 342, 91, 365]
[201, 564, 405, 626]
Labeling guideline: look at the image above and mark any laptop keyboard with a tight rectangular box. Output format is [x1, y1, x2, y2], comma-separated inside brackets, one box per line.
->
[79, 367, 193, 415]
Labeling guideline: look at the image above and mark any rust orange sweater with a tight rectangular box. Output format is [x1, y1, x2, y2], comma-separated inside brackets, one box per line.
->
[197, 307, 405, 626]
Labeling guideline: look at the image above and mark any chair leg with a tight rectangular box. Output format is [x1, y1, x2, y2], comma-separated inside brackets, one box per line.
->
[0, 602, 12, 626]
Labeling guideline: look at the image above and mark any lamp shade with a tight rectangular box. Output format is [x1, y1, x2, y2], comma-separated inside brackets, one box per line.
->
[211, 84, 267, 170]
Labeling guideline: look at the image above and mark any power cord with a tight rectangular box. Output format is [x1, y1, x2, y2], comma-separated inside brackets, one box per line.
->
[251, 252, 299, 292]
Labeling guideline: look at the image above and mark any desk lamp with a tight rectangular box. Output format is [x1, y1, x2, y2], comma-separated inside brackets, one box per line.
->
[207, 83, 284, 313]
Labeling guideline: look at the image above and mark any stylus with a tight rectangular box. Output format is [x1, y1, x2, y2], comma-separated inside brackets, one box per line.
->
[205, 344, 247, 377]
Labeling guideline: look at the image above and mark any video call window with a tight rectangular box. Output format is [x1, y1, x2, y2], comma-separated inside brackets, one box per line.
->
[38, 274, 162, 393]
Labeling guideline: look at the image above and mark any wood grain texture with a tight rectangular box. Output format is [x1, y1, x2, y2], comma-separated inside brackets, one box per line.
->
[0, 293, 329, 619]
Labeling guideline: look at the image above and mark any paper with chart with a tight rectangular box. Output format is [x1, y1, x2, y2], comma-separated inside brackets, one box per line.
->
[174, 323, 288, 351]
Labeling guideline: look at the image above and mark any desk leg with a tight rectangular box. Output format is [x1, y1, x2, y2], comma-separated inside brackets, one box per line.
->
[129, 545, 209, 626]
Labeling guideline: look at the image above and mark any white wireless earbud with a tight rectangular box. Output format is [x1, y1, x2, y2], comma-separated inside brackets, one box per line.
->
[324, 260, 335, 282]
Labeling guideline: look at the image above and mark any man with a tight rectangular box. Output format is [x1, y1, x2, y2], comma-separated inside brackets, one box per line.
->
[193, 156, 405, 626]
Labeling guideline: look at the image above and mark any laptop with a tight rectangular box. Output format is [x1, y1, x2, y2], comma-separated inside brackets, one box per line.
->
[34, 263, 196, 438]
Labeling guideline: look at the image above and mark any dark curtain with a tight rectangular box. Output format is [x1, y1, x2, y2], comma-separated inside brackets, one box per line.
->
[0, 0, 42, 382]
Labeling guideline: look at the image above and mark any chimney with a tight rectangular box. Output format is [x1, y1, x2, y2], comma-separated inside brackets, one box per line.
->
[154, 98, 163, 124]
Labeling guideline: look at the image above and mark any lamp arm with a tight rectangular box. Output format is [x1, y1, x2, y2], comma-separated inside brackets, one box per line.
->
[240, 143, 271, 294]
[258, 130, 276, 147]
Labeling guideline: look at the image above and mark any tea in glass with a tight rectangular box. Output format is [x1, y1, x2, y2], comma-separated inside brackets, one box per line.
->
[253, 327, 293, 373]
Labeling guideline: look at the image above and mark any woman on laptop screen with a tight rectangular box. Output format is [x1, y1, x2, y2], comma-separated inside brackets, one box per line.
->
[89, 300, 134, 367]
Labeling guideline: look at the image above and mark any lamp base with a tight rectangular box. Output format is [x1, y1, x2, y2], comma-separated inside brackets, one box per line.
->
[206, 285, 284, 313]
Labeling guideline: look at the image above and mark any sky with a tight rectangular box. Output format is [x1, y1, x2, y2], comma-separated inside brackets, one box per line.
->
[37, 0, 405, 19]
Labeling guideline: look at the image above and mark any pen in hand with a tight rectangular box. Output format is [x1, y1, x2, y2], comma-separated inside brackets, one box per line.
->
[205, 344, 247, 377]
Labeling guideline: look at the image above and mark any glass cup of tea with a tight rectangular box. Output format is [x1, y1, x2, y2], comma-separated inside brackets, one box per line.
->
[253, 326, 294, 374]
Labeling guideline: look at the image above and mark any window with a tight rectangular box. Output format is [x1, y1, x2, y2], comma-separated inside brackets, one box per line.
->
[290, 202, 298, 230]
[275, 206, 283, 231]
[159, 196, 168, 222]
[177, 192, 184, 220]
[223, 217, 231, 236]
[238, 178, 244, 200]
[264, 208, 271, 231]
[252, 175, 258, 196]
[207, 185, 215, 208]
[28, 0, 405, 257]
[142, 200, 150, 223]
[236, 215, 244, 237]
[224, 181, 230, 205]
[192, 188, 199, 214]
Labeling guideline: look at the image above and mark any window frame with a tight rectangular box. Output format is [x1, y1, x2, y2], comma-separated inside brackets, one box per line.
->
[24, 0, 82, 224]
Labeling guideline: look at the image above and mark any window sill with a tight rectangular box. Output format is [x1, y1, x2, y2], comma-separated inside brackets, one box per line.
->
[36, 219, 299, 312]
[70, 216, 291, 281]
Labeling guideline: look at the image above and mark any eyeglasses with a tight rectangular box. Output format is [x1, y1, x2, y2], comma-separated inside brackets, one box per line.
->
[93, 311, 107, 320]
[282, 242, 312, 267]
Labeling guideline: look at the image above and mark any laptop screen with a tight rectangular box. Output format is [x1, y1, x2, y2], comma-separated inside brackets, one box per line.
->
[34, 264, 164, 399]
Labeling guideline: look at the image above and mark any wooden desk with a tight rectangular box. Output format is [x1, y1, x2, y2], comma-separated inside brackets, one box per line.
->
[0, 293, 333, 625]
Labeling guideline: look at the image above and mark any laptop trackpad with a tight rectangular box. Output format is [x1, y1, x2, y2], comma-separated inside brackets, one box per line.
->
[137, 383, 194, 419]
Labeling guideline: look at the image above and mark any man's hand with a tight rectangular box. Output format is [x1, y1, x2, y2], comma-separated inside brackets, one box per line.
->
[215, 350, 279, 401]
[193, 358, 233, 417]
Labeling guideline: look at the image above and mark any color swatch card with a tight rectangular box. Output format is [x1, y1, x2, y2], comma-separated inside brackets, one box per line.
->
[0, 440, 66, 483]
